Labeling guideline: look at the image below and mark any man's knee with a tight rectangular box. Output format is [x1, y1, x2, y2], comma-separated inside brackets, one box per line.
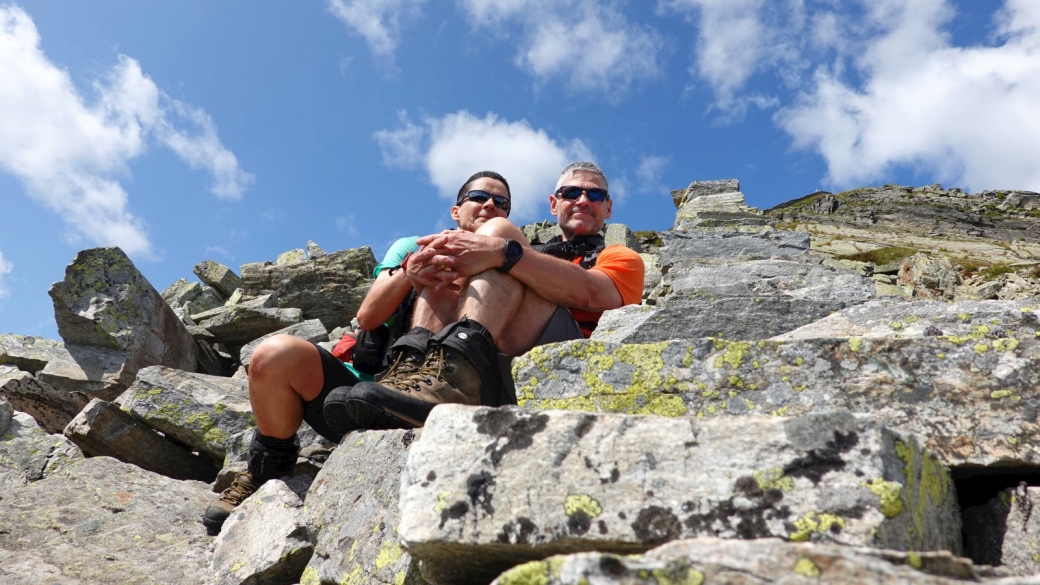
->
[248, 334, 315, 382]
[475, 217, 523, 240]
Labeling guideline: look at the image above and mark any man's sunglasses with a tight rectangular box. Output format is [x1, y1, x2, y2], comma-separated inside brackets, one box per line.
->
[457, 190, 511, 214]
[555, 186, 610, 202]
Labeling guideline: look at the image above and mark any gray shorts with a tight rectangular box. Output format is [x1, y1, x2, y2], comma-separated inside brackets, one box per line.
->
[534, 305, 584, 346]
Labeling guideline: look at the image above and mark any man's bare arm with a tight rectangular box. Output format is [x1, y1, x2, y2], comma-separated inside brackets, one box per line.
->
[413, 231, 623, 312]
[355, 268, 414, 331]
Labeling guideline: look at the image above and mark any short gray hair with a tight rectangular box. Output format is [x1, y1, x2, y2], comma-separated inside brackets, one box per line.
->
[555, 161, 608, 191]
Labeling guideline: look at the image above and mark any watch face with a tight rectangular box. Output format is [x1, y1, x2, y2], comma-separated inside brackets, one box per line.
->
[506, 239, 523, 260]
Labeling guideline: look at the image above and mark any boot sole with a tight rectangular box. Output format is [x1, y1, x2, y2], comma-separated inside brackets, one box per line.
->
[322, 386, 362, 438]
[343, 383, 434, 429]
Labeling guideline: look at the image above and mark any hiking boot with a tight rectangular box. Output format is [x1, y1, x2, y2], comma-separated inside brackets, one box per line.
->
[344, 319, 497, 428]
[324, 327, 432, 435]
[202, 471, 258, 533]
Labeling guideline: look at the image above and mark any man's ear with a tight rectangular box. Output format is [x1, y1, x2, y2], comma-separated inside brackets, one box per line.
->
[549, 194, 559, 217]
[450, 206, 461, 222]
[605, 199, 613, 220]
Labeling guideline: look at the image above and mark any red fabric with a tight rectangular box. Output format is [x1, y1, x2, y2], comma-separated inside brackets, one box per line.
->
[569, 244, 645, 337]
[331, 331, 358, 362]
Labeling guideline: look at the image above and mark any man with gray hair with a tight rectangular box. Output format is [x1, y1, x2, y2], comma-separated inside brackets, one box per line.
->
[326, 161, 644, 431]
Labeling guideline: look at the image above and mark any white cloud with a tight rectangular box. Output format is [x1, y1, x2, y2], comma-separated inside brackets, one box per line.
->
[336, 215, 360, 236]
[0, 252, 11, 298]
[327, 0, 425, 63]
[374, 110, 592, 220]
[458, 0, 662, 95]
[777, 0, 1040, 192]
[636, 155, 669, 184]
[0, 6, 252, 257]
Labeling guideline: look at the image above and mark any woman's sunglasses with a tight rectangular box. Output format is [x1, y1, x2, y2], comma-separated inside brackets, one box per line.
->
[555, 186, 610, 202]
[457, 190, 511, 214]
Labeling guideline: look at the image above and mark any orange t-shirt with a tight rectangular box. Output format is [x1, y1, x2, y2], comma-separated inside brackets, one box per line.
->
[569, 244, 645, 337]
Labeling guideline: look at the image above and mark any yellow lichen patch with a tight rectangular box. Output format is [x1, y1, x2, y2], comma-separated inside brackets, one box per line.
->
[564, 494, 603, 518]
[789, 512, 844, 542]
[943, 335, 970, 346]
[994, 338, 1020, 352]
[849, 338, 863, 352]
[434, 491, 450, 513]
[894, 439, 953, 548]
[547, 557, 566, 579]
[973, 325, 991, 336]
[992, 390, 1015, 400]
[772, 407, 789, 417]
[744, 398, 756, 410]
[651, 566, 705, 585]
[712, 340, 752, 370]
[496, 560, 550, 585]
[907, 551, 923, 569]
[793, 557, 821, 577]
[904, 316, 920, 324]
[1008, 436, 1020, 445]
[936, 353, 945, 359]
[230, 561, 245, 572]
[728, 375, 744, 388]
[891, 321, 903, 330]
[300, 566, 320, 585]
[973, 343, 990, 355]
[754, 468, 794, 492]
[375, 541, 403, 570]
[957, 313, 971, 322]
[865, 478, 904, 518]
[795, 356, 804, 366]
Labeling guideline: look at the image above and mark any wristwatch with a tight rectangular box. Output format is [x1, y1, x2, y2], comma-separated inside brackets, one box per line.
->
[499, 239, 523, 273]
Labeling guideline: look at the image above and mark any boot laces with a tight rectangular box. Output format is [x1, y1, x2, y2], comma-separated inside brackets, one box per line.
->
[384, 347, 453, 393]
[219, 471, 257, 506]
[379, 347, 425, 382]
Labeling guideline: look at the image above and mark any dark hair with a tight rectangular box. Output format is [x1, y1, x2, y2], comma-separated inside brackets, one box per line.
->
[456, 170, 511, 211]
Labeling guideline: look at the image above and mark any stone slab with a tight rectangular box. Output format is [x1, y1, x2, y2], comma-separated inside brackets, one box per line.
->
[493, 538, 1011, 585]
[239, 318, 328, 367]
[193, 260, 242, 298]
[655, 230, 810, 267]
[195, 304, 304, 348]
[513, 336, 1040, 467]
[0, 411, 84, 492]
[0, 333, 67, 373]
[671, 179, 741, 208]
[64, 398, 218, 481]
[1, 364, 88, 434]
[119, 365, 253, 462]
[400, 406, 960, 585]
[35, 342, 130, 402]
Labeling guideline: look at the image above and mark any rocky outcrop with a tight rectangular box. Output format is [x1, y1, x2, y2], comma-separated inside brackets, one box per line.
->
[3, 179, 1040, 584]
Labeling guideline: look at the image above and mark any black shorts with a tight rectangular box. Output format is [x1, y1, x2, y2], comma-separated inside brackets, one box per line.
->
[534, 305, 585, 345]
[302, 343, 362, 443]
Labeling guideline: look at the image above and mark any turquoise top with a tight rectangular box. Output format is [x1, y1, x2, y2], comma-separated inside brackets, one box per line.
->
[342, 236, 421, 381]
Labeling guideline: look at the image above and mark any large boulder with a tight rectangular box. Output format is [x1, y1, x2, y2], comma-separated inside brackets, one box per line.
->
[513, 336, 1040, 467]
[35, 342, 131, 402]
[64, 398, 218, 481]
[117, 366, 253, 462]
[239, 247, 377, 332]
[47, 247, 198, 395]
[193, 260, 242, 298]
[193, 295, 304, 348]
[301, 429, 424, 585]
[654, 229, 811, 268]
[0, 333, 66, 373]
[400, 406, 960, 585]
[0, 456, 214, 584]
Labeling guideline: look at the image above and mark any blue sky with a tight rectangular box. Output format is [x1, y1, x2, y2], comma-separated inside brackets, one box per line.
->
[1, 0, 1037, 340]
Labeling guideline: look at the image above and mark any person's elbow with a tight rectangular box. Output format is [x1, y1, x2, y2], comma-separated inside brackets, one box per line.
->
[355, 307, 381, 331]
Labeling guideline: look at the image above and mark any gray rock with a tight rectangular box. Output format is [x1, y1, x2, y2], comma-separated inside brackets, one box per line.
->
[492, 538, 991, 585]
[239, 319, 329, 367]
[0, 411, 83, 491]
[663, 259, 875, 303]
[307, 240, 327, 259]
[673, 190, 771, 231]
[160, 278, 202, 309]
[119, 366, 253, 462]
[899, 254, 962, 300]
[603, 224, 642, 253]
[47, 247, 198, 392]
[655, 230, 811, 267]
[773, 299, 1040, 342]
[303, 429, 423, 585]
[0, 333, 67, 373]
[193, 260, 242, 298]
[0, 364, 87, 434]
[1002, 485, 1040, 575]
[670, 179, 741, 208]
[521, 220, 562, 244]
[64, 398, 217, 481]
[194, 303, 304, 348]
[401, 406, 960, 585]
[513, 336, 1040, 467]
[34, 342, 129, 402]
[278, 248, 308, 265]
[0, 456, 213, 584]
[190, 284, 227, 313]
[239, 247, 377, 332]
[212, 479, 313, 585]
[0, 395, 11, 434]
